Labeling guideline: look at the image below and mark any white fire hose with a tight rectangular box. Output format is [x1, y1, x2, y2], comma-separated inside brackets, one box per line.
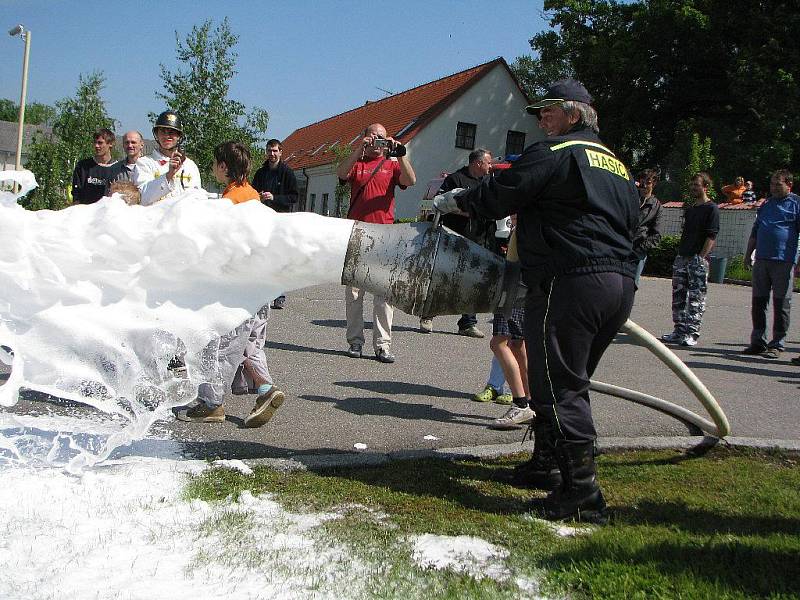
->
[591, 319, 731, 437]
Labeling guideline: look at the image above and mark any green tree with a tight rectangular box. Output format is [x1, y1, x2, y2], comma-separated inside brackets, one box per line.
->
[330, 143, 352, 217]
[0, 99, 55, 125]
[514, 0, 800, 196]
[23, 72, 116, 210]
[155, 18, 269, 187]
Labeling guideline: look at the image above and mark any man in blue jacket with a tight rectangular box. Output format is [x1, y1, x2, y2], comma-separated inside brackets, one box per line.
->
[742, 169, 800, 359]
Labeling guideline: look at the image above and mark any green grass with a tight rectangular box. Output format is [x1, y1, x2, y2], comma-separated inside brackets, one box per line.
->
[183, 447, 800, 599]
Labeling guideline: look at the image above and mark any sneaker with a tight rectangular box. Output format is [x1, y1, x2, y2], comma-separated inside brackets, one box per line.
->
[742, 344, 767, 355]
[176, 403, 225, 423]
[271, 296, 285, 309]
[244, 388, 285, 428]
[762, 348, 782, 359]
[458, 326, 485, 339]
[680, 335, 698, 347]
[376, 348, 395, 363]
[419, 318, 433, 333]
[345, 343, 362, 358]
[791, 355, 800, 365]
[660, 332, 684, 343]
[473, 385, 498, 403]
[490, 405, 535, 430]
[494, 393, 513, 405]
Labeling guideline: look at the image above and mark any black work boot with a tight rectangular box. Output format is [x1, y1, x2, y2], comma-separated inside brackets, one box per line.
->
[537, 441, 608, 525]
[512, 416, 562, 490]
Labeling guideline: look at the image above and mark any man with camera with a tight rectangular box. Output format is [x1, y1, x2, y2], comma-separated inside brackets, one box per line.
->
[134, 110, 202, 206]
[335, 123, 416, 363]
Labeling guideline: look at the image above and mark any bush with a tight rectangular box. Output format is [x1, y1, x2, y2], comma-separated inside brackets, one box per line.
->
[725, 254, 749, 281]
[643, 234, 680, 277]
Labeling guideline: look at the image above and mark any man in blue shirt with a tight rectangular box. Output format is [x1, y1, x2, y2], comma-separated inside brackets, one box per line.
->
[742, 169, 800, 359]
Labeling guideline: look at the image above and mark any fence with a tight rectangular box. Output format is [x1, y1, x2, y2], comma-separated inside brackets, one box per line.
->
[660, 203, 756, 258]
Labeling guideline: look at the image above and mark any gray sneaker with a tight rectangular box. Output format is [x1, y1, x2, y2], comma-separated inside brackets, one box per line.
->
[490, 405, 535, 430]
[376, 348, 395, 363]
[660, 332, 684, 343]
[458, 326, 485, 339]
[346, 344, 362, 358]
[419, 318, 433, 333]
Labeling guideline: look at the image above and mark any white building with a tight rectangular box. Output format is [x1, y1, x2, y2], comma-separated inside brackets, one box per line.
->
[281, 58, 543, 220]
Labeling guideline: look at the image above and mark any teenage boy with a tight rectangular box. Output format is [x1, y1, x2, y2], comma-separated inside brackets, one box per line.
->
[661, 172, 720, 346]
[177, 141, 285, 427]
[71, 128, 125, 204]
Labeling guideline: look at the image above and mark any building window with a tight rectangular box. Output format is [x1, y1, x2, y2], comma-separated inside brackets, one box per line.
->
[455, 122, 476, 149]
[309, 193, 316, 213]
[322, 193, 330, 216]
[506, 130, 526, 156]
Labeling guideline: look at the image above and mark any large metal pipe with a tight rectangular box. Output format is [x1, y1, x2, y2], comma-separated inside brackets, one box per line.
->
[341, 220, 521, 317]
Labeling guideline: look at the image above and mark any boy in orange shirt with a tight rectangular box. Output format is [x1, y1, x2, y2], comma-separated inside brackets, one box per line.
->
[178, 141, 285, 427]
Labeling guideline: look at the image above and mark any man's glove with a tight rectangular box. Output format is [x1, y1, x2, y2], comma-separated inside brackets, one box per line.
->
[432, 188, 466, 214]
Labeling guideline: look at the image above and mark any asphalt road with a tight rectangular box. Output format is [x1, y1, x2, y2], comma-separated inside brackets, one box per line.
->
[4, 277, 799, 460]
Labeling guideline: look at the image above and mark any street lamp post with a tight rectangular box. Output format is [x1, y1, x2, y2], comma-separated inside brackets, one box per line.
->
[9, 24, 31, 179]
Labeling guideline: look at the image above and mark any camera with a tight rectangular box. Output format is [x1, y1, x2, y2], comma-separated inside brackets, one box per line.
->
[372, 137, 390, 149]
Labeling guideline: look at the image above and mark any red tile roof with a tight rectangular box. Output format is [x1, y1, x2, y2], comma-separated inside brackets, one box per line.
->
[280, 58, 527, 170]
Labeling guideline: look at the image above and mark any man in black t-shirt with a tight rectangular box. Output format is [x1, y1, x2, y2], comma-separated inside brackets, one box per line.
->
[661, 172, 720, 346]
[419, 148, 493, 337]
[71, 129, 125, 204]
[252, 138, 299, 309]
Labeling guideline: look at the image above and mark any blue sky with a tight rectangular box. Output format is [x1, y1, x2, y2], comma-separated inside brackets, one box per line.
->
[0, 0, 548, 141]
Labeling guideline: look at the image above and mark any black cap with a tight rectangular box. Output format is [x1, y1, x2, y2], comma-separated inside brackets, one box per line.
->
[525, 78, 593, 115]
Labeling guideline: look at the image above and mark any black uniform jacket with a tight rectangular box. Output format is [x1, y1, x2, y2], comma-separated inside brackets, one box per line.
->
[459, 126, 639, 285]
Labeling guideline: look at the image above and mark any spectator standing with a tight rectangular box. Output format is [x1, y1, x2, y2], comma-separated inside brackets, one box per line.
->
[420, 148, 494, 338]
[252, 139, 299, 309]
[178, 141, 285, 427]
[661, 173, 720, 346]
[71, 128, 125, 204]
[722, 176, 747, 204]
[742, 169, 800, 359]
[134, 110, 202, 205]
[632, 169, 662, 284]
[742, 180, 757, 203]
[120, 131, 144, 179]
[336, 123, 416, 363]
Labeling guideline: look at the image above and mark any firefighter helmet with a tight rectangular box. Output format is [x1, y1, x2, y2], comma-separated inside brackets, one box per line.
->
[152, 110, 183, 135]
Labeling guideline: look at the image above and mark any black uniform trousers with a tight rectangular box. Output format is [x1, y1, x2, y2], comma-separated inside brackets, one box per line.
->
[525, 271, 635, 443]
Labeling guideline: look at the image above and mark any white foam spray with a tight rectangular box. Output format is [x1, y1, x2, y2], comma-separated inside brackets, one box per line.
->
[0, 170, 354, 469]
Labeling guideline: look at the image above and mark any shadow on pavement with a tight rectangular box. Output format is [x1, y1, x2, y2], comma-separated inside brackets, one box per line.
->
[334, 379, 472, 399]
[266, 340, 343, 357]
[300, 393, 495, 425]
[311, 319, 421, 333]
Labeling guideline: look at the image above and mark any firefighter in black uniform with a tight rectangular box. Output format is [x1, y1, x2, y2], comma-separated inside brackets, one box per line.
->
[435, 79, 638, 524]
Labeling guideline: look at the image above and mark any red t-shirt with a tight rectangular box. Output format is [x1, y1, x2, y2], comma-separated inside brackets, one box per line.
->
[346, 157, 406, 223]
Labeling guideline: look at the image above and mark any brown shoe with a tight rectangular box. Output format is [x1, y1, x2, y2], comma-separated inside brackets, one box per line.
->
[177, 403, 225, 423]
[244, 388, 285, 428]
